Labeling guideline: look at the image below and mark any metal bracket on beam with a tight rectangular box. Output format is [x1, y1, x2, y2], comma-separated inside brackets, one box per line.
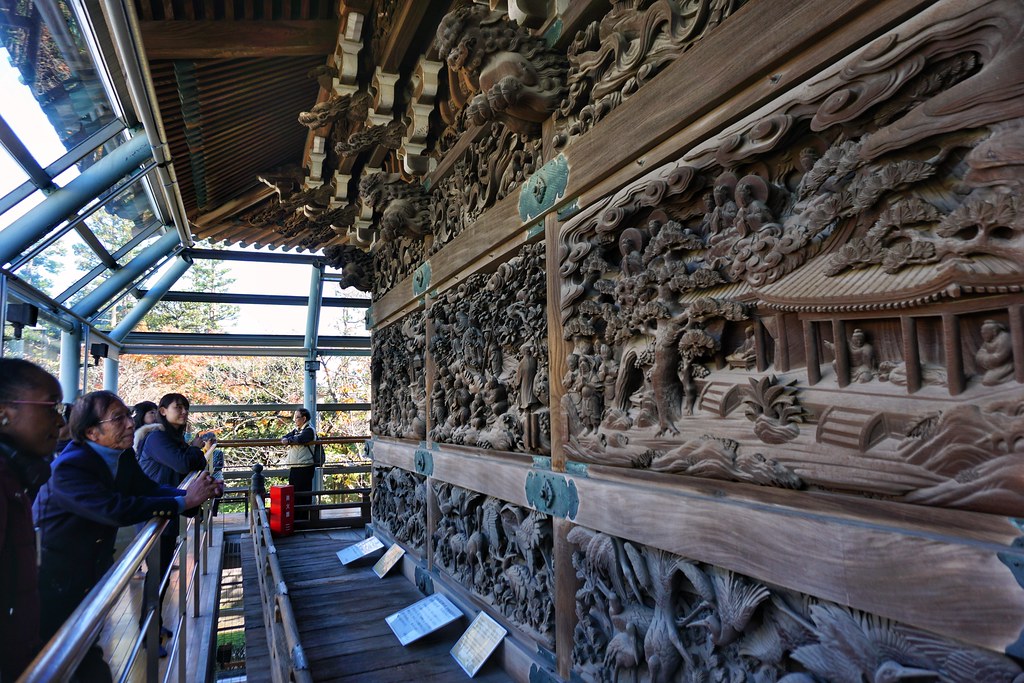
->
[414, 448, 433, 476]
[519, 154, 569, 222]
[525, 471, 578, 520]
[412, 261, 431, 296]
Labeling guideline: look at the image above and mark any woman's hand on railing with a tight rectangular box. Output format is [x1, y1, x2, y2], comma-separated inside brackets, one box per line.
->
[183, 471, 223, 509]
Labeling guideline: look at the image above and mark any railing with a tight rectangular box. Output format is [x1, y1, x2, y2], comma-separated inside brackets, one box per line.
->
[248, 486, 312, 683]
[19, 471, 215, 683]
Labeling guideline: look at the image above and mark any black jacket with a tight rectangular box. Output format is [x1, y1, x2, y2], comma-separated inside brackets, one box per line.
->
[32, 440, 187, 638]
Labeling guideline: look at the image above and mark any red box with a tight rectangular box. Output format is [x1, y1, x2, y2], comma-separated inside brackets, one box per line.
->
[269, 484, 294, 537]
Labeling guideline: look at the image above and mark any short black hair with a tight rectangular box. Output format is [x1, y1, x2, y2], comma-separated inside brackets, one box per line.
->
[0, 358, 57, 402]
[296, 408, 311, 421]
[132, 401, 158, 429]
[69, 390, 123, 444]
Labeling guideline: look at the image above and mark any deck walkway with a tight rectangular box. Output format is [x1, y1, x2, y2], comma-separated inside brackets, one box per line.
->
[244, 529, 512, 682]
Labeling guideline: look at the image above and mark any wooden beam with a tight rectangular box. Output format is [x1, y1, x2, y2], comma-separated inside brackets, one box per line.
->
[139, 20, 340, 59]
[376, 0, 431, 72]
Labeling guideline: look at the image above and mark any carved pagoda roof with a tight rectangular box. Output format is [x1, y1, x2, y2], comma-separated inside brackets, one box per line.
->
[757, 252, 1024, 313]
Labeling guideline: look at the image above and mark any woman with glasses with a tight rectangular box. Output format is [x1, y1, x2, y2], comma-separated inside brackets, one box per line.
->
[0, 358, 64, 680]
[33, 391, 221, 678]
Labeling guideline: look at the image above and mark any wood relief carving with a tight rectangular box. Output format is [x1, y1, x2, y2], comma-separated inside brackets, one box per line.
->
[435, 5, 568, 136]
[359, 172, 431, 242]
[298, 91, 372, 131]
[371, 234, 425, 300]
[569, 526, 1024, 682]
[427, 242, 549, 454]
[555, 0, 1024, 515]
[370, 312, 426, 440]
[433, 481, 554, 643]
[242, 181, 357, 250]
[323, 244, 374, 292]
[430, 122, 543, 252]
[555, 0, 748, 147]
[371, 465, 426, 552]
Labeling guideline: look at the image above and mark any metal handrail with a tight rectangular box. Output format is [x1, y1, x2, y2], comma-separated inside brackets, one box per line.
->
[248, 490, 312, 683]
[19, 471, 212, 683]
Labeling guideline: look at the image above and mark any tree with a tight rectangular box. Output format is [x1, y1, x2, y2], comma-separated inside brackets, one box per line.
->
[142, 258, 239, 332]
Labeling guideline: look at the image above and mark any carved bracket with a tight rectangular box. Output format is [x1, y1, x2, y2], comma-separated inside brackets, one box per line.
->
[525, 471, 579, 519]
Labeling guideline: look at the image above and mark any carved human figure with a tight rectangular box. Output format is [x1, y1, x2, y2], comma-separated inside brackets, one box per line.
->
[733, 178, 773, 237]
[484, 377, 509, 417]
[598, 344, 619, 411]
[826, 329, 876, 382]
[726, 325, 757, 369]
[707, 180, 737, 236]
[975, 319, 1015, 385]
[619, 228, 645, 278]
[454, 376, 473, 426]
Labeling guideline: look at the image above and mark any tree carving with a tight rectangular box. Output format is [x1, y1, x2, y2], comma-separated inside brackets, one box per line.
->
[370, 466, 426, 551]
[428, 242, 549, 454]
[370, 313, 425, 440]
[551, 0, 1024, 514]
[435, 5, 567, 136]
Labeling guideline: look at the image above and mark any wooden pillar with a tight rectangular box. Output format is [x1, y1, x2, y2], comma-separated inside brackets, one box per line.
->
[753, 320, 768, 373]
[832, 319, 849, 387]
[423, 293, 437, 442]
[425, 474, 438, 573]
[775, 314, 791, 372]
[942, 313, 965, 395]
[553, 517, 577, 680]
[900, 315, 921, 394]
[803, 319, 820, 385]
[1009, 304, 1024, 385]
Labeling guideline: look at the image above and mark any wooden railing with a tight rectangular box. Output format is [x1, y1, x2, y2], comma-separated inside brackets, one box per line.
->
[248, 490, 312, 683]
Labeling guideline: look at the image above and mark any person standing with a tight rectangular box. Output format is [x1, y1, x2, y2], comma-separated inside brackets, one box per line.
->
[0, 359, 64, 680]
[136, 393, 211, 641]
[279, 408, 315, 522]
[33, 391, 220, 679]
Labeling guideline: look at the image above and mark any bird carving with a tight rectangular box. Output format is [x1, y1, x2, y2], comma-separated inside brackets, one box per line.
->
[677, 562, 770, 647]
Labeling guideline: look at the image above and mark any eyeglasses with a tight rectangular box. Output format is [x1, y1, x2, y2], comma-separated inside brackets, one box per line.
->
[97, 412, 134, 425]
[6, 400, 66, 415]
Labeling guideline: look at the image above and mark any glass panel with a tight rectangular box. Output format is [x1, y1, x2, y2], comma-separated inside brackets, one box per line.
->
[0, 145, 29, 197]
[0, 187, 44, 232]
[319, 306, 367, 336]
[3, 309, 63, 377]
[84, 179, 157, 253]
[0, 1, 116, 167]
[19, 226, 98, 296]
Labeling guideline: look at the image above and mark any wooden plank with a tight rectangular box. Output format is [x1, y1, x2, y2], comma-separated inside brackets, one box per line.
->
[139, 20, 340, 59]
[377, 0, 431, 73]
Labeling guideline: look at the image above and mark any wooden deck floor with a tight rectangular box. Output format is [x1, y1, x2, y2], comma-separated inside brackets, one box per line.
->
[244, 530, 513, 682]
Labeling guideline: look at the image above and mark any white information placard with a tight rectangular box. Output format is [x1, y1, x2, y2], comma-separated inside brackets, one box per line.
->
[385, 593, 463, 646]
[372, 543, 405, 578]
[336, 536, 384, 565]
[450, 611, 507, 677]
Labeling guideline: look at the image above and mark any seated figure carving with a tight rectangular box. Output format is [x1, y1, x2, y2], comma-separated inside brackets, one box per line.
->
[726, 326, 757, 369]
[975, 319, 1015, 386]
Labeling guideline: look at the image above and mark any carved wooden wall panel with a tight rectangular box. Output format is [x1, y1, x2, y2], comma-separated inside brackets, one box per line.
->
[370, 312, 425, 439]
[556, 0, 1024, 517]
[433, 481, 555, 645]
[427, 241, 550, 454]
[569, 525, 1024, 683]
[371, 465, 426, 552]
[355, 0, 1024, 680]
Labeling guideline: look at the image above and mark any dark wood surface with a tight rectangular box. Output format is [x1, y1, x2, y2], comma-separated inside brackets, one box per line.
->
[271, 530, 513, 682]
[140, 20, 339, 59]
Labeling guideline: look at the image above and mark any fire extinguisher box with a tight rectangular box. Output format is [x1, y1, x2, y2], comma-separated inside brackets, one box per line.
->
[269, 484, 294, 537]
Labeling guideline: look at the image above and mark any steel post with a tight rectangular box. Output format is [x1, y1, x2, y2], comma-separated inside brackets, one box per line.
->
[59, 324, 83, 402]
